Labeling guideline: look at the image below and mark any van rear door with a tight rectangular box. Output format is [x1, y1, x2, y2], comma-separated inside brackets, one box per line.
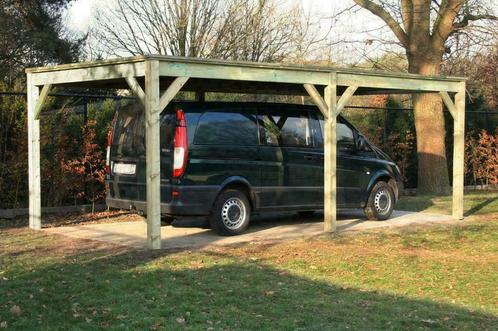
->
[108, 104, 175, 203]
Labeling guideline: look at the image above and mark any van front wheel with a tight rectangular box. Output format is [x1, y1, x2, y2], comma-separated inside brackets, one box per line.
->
[210, 189, 251, 236]
[364, 181, 394, 220]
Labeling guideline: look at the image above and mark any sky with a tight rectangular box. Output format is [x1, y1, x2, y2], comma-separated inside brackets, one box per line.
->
[65, 0, 369, 34]
[63, 0, 394, 63]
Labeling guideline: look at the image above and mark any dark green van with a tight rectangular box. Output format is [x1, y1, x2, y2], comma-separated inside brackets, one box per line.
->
[106, 102, 403, 235]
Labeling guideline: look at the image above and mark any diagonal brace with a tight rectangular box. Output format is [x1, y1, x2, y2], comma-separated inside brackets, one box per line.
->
[304, 84, 329, 119]
[440, 91, 456, 119]
[125, 76, 146, 108]
[335, 85, 358, 116]
[305, 84, 358, 119]
[34, 84, 52, 120]
[159, 77, 189, 112]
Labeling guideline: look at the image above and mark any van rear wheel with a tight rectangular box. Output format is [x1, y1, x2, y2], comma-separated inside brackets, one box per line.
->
[210, 189, 251, 236]
[364, 181, 394, 220]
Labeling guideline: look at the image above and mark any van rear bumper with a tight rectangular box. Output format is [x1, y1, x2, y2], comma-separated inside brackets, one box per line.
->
[105, 185, 219, 216]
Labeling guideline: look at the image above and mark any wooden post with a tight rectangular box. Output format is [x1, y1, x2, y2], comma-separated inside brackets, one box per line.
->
[145, 60, 162, 249]
[305, 78, 356, 233]
[452, 83, 465, 219]
[324, 73, 338, 232]
[27, 74, 41, 230]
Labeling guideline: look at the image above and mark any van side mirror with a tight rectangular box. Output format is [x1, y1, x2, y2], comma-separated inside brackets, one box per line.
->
[356, 135, 366, 151]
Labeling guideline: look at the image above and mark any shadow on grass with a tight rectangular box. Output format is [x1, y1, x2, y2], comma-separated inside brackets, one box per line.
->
[1, 243, 496, 330]
[464, 197, 498, 217]
[395, 196, 435, 213]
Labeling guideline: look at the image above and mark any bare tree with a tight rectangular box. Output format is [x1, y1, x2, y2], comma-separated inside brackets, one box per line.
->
[94, 0, 220, 57]
[92, 0, 322, 62]
[351, 0, 497, 194]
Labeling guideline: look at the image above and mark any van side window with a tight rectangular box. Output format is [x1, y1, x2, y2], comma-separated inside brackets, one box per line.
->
[259, 113, 313, 148]
[318, 119, 355, 151]
[194, 111, 258, 146]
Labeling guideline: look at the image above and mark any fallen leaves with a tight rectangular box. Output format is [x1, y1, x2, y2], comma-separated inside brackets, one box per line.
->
[9, 305, 21, 316]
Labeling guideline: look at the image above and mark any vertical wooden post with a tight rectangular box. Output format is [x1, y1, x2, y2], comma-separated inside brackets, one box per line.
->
[145, 60, 162, 249]
[27, 74, 41, 230]
[324, 73, 338, 232]
[452, 83, 466, 219]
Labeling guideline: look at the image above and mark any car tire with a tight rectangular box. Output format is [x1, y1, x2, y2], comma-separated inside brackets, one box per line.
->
[364, 181, 395, 220]
[210, 189, 251, 236]
[161, 215, 175, 225]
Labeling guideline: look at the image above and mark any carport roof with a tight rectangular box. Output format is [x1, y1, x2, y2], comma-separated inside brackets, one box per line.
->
[26, 55, 465, 96]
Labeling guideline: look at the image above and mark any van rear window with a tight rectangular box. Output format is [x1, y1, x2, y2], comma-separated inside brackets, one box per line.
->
[194, 111, 258, 146]
[111, 108, 145, 157]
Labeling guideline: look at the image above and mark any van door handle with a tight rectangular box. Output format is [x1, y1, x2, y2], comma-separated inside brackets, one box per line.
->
[304, 155, 314, 160]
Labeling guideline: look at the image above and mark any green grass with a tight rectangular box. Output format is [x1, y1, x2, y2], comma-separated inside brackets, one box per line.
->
[397, 191, 498, 216]
[1, 218, 497, 330]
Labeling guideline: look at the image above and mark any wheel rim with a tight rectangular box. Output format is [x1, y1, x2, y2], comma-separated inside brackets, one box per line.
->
[221, 198, 246, 230]
[374, 188, 391, 215]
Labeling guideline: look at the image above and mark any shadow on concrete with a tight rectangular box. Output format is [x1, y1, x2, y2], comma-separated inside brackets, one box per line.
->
[42, 209, 451, 252]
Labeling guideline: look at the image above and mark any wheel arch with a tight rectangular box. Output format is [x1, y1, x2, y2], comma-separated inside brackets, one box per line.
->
[366, 171, 399, 203]
[217, 176, 255, 210]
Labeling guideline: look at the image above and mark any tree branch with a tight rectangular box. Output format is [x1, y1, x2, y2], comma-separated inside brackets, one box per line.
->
[400, 0, 413, 35]
[353, 0, 409, 47]
[431, 0, 463, 48]
[453, 13, 498, 29]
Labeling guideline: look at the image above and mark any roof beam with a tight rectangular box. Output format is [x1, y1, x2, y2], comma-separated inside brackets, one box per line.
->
[31, 62, 145, 86]
[159, 61, 330, 86]
[338, 72, 461, 93]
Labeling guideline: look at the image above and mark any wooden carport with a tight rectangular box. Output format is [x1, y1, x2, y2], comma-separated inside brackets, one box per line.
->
[26, 55, 466, 249]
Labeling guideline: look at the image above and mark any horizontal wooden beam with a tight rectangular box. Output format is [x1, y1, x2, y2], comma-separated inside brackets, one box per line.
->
[125, 76, 146, 108]
[34, 84, 52, 120]
[159, 77, 189, 111]
[338, 72, 461, 93]
[31, 62, 145, 86]
[303, 84, 329, 119]
[440, 91, 457, 119]
[159, 61, 329, 86]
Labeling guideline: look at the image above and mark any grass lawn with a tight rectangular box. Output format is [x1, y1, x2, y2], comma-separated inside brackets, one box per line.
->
[397, 191, 498, 216]
[1, 213, 497, 330]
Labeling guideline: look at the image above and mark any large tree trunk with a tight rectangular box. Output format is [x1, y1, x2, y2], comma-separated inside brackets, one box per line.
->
[409, 55, 451, 195]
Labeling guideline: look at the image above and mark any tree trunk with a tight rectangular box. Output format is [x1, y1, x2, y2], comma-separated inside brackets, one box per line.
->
[409, 56, 451, 195]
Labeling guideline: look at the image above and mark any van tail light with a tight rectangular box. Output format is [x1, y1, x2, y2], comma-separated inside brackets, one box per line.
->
[106, 115, 117, 176]
[173, 109, 188, 178]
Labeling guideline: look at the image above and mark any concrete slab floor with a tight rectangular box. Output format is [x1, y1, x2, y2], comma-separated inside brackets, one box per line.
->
[44, 210, 459, 250]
